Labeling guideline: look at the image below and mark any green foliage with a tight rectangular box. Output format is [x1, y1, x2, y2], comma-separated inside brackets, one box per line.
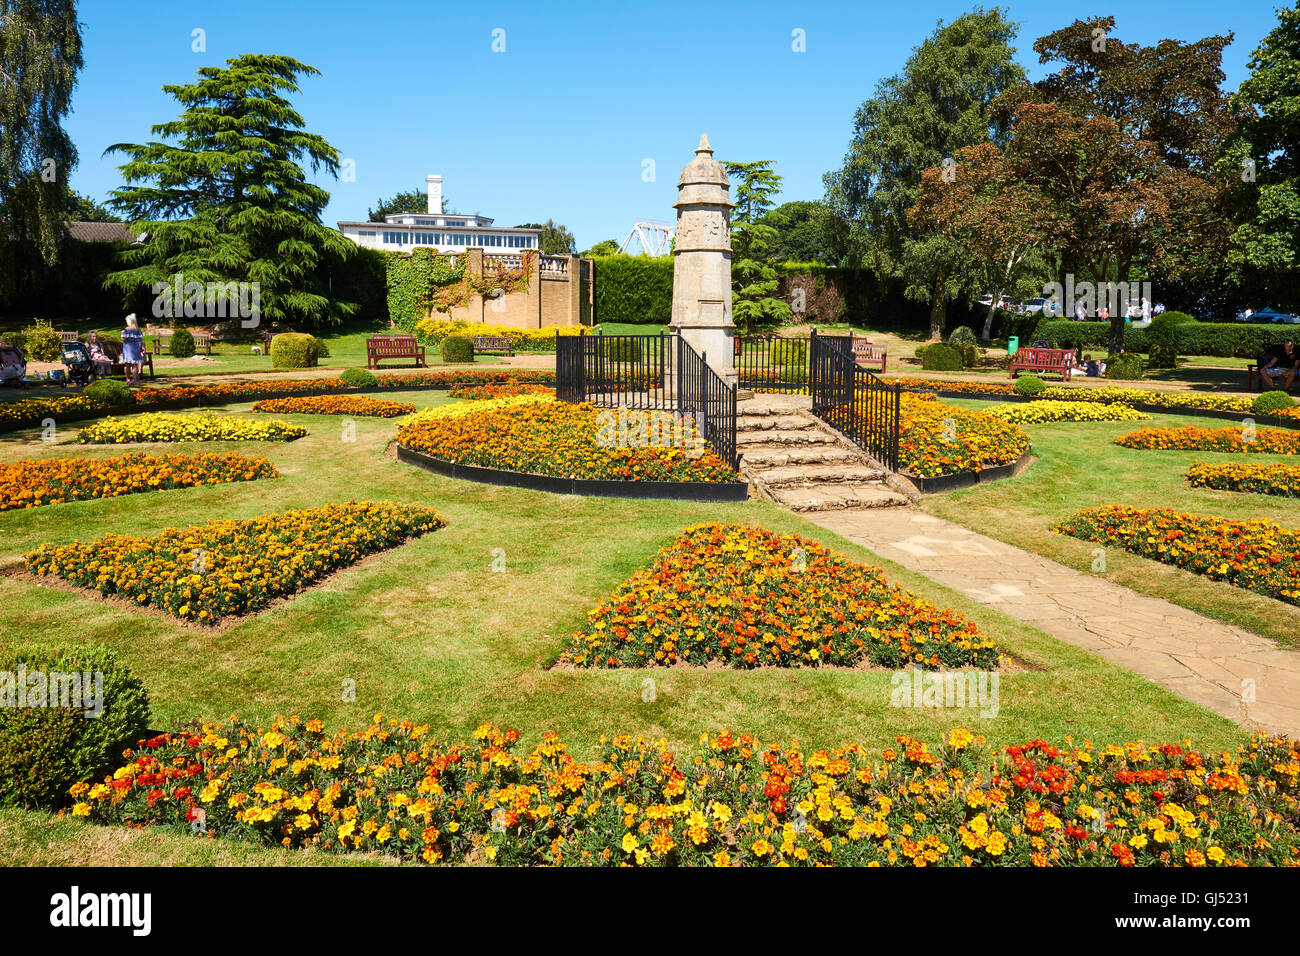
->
[0, 642, 151, 810]
[1035, 319, 1300, 359]
[384, 249, 464, 332]
[369, 189, 430, 221]
[104, 54, 358, 329]
[1013, 373, 1045, 396]
[1253, 390, 1296, 415]
[83, 379, 133, 405]
[597, 337, 643, 363]
[725, 160, 795, 332]
[169, 327, 196, 359]
[1104, 353, 1144, 380]
[270, 332, 320, 368]
[591, 255, 673, 325]
[23, 319, 63, 361]
[340, 367, 377, 388]
[440, 334, 474, 364]
[947, 325, 979, 366]
[580, 239, 620, 258]
[1146, 311, 1196, 367]
[920, 342, 963, 371]
[516, 220, 575, 255]
[759, 200, 845, 264]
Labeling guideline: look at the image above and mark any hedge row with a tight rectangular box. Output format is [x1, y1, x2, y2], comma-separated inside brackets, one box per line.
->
[1027, 320, 1297, 358]
[590, 255, 674, 325]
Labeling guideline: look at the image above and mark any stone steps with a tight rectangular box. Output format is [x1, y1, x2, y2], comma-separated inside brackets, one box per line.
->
[735, 414, 813, 433]
[738, 445, 861, 467]
[753, 463, 890, 488]
[768, 483, 913, 512]
[736, 428, 836, 447]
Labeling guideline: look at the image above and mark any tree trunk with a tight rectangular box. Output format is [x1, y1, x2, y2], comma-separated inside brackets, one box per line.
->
[929, 295, 946, 341]
[1109, 315, 1125, 356]
[981, 289, 1003, 341]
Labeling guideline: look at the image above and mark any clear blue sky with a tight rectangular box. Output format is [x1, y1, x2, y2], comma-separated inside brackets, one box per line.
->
[69, 0, 1283, 249]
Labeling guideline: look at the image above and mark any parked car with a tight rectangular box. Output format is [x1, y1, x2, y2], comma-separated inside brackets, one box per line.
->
[1020, 297, 1058, 316]
[1235, 307, 1300, 324]
[977, 293, 1012, 310]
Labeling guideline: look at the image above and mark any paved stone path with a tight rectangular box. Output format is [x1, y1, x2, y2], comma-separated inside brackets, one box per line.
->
[802, 506, 1300, 738]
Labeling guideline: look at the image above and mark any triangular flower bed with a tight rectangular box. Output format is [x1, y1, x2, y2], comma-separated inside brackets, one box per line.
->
[25, 501, 444, 625]
[559, 522, 997, 669]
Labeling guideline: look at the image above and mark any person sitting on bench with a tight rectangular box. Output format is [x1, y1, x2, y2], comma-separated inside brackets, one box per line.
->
[1258, 340, 1300, 391]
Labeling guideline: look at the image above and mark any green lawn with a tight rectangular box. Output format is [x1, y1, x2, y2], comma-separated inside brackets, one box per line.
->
[925, 400, 1300, 649]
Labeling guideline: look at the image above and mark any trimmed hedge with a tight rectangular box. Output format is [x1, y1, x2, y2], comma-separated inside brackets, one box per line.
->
[1033, 319, 1300, 359]
[82, 380, 133, 406]
[340, 368, 377, 388]
[1104, 353, 1144, 380]
[170, 327, 196, 359]
[270, 332, 321, 369]
[920, 343, 963, 372]
[1146, 311, 1195, 367]
[591, 255, 674, 325]
[440, 335, 474, 364]
[0, 642, 151, 810]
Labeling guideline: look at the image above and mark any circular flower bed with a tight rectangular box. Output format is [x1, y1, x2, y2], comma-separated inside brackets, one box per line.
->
[1, 452, 278, 511]
[985, 400, 1151, 424]
[1188, 462, 1300, 497]
[25, 500, 445, 624]
[559, 523, 997, 668]
[1054, 505, 1300, 605]
[76, 413, 306, 444]
[397, 396, 737, 483]
[250, 395, 416, 417]
[1116, 425, 1300, 454]
[65, 717, 1300, 867]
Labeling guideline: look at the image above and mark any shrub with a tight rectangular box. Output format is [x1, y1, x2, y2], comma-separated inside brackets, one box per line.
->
[1253, 390, 1296, 416]
[82, 379, 134, 406]
[946, 326, 979, 367]
[315, 339, 330, 359]
[340, 367, 377, 388]
[591, 255, 674, 324]
[170, 327, 196, 359]
[1104, 353, 1143, 380]
[270, 332, 319, 369]
[23, 319, 62, 362]
[919, 343, 963, 372]
[0, 642, 150, 810]
[1146, 311, 1196, 367]
[440, 334, 475, 364]
[1013, 373, 1046, 396]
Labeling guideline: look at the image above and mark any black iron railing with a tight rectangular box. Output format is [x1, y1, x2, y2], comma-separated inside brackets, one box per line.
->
[735, 334, 809, 392]
[809, 329, 900, 471]
[556, 330, 739, 468]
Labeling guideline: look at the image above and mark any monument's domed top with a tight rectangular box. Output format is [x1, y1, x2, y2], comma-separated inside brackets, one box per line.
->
[677, 134, 730, 188]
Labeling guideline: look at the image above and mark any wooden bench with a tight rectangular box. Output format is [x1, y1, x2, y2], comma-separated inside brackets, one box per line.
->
[367, 334, 427, 369]
[471, 335, 514, 356]
[151, 331, 213, 356]
[1247, 363, 1300, 393]
[850, 336, 887, 372]
[59, 330, 80, 344]
[1009, 347, 1074, 380]
[108, 354, 154, 380]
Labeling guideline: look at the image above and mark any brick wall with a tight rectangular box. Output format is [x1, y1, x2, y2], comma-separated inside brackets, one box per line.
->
[445, 251, 592, 329]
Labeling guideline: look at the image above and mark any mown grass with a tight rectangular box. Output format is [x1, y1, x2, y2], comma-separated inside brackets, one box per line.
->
[925, 400, 1300, 650]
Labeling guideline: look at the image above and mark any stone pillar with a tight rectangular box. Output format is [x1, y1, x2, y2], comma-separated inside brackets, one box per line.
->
[670, 134, 736, 387]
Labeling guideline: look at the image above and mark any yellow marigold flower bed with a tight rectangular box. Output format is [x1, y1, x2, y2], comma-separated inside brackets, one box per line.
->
[76, 413, 307, 444]
[1115, 425, 1300, 454]
[250, 395, 416, 417]
[1, 452, 278, 511]
[447, 380, 554, 400]
[1055, 505, 1300, 604]
[1039, 386, 1254, 413]
[984, 401, 1151, 424]
[65, 717, 1300, 867]
[1188, 462, 1300, 498]
[895, 377, 1015, 395]
[895, 396, 1030, 478]
[25, 501, 444, 624]
[560, 523, 997, 668]
[413, 318, 585, 350]
[0, 395, 102, 429]
[397, 396, 737, 483]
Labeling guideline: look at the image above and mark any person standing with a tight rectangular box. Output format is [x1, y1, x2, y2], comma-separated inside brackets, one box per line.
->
[121, 314, 144, 385]
[1141, 297, 1152, 323]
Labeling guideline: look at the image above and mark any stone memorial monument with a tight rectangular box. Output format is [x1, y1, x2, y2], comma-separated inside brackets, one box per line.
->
[670, 134, 737, 387]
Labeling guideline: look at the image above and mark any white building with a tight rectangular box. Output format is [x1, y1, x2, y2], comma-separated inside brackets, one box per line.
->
[337, 175, 542, 253]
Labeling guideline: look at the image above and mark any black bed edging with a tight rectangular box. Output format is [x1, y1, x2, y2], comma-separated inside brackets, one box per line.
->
[907, 387, 1300, 429]
[901, 446, 1034, 494]
[396, 444, 751, 502]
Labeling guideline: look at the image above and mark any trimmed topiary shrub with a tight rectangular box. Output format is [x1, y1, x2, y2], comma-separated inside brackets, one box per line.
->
[1253, 390, 1296, 415]
[83, 379, 133, 405]
[0, 642, 151, 810]
[271, 332, 320, 369]
[170, 327, 196, 359]
[947, 326, 979, 367]
[340, 367, 377, 388]
[1013, 373, 1046, 396]
[440, 334, 475, 364]
[1104, 353, 1144, 380]
[1146, 311, 1196, 368]
[920, 342, 963, 372]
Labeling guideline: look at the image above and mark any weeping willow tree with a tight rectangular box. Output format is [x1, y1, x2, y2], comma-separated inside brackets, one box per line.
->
[0, 0, 84, 282]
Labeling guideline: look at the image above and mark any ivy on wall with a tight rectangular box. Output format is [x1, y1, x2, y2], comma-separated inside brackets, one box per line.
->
[383, 248, 535, 332]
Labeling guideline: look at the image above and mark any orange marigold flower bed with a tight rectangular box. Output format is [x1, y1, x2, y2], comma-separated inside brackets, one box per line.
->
[25, 501, 444, 624]
[396, 398, 737, 483]
[65, 718, 1300, 867]
[250, 395, 416, 417]
[447, 380, 554, 400]
[896, 396, 1030, 478]
[1, 452, 278, 511]
[1055, 505, 1300, 604]
[1116, 425, 1300, 454]
[559, 522, 998, 668]
[1188, 462, 1300, 498]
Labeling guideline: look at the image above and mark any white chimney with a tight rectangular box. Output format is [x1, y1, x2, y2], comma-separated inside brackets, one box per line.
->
[426, 174, 443, 215]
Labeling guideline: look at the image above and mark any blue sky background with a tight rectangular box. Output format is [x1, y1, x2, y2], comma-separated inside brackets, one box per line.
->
[69, 0, 1284, 248]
